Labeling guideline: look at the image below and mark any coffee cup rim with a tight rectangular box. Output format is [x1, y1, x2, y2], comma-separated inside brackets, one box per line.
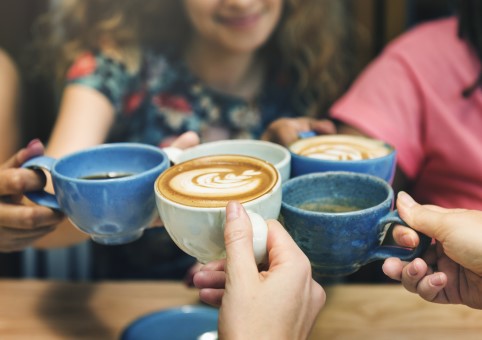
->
[52, 143, 169, 183]
[178, 139, 291, 167]
[289, 134, 395, 163]
[281, 171, 393, 216]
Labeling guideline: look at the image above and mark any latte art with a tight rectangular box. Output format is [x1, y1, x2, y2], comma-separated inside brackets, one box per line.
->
[171, 168, 262, 196]
[290, 135, 392, 161]
[156, 155, 278, 208]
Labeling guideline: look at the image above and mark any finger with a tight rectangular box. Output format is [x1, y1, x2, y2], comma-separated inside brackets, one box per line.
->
[310, 119, 336, 135]
[414, 273, 447, 303]
[193, 270, 226, 289]
[266, 219, 308, 267]
[0, 168, 46, 195]
[382, 257, 405, 281]
[0, 139, 44, 170]
[392, 225, 419, 248]
[200, 259, 226, 272]
[223, 201, 258, 280]
[400, 258, 429, 293]
[396, 191, 445, 239]
[0, 225, 56, 239]
[0, 204, 64, 229]
[170, 131, 200, 149]
[199, 288, 224, 308]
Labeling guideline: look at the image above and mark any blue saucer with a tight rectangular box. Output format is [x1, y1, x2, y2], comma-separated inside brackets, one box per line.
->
[121, 305, 219, 340]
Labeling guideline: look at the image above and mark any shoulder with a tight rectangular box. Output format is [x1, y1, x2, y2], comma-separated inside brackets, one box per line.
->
[0, 49, 18, 80]
[383, 17, 465, 60]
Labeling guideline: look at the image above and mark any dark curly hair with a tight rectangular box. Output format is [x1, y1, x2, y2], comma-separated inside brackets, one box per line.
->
[32, 0, 357, 117]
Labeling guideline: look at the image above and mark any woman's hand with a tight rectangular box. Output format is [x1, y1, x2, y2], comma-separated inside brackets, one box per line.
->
[0, 140, 64, 252]
[262, 117, 336, 146]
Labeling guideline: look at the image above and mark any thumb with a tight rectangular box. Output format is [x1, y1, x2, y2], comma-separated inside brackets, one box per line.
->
[396, 191, 446, 239]
[1, 139, 44, 170]
[224, 201, 259, 281]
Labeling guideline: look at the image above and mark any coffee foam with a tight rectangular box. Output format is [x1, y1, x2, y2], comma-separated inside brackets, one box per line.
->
[157, 155, 278, 208]
[290, 135, 392, 161]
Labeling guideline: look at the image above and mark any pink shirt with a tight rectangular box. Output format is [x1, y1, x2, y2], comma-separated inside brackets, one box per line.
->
[331, 17, 482, 209]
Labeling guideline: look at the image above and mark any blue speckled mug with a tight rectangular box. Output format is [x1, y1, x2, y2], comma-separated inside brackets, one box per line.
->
[281, 171, 430, 279]
[22, 143, 170, 245]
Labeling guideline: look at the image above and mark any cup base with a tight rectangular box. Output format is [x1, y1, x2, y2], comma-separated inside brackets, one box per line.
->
[90, 230, 144, 245]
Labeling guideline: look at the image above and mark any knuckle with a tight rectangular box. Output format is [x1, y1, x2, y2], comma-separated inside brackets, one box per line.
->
[17, 208, 38, 229]
[224, 229, 248, 247]
[4, 171, 27, 193]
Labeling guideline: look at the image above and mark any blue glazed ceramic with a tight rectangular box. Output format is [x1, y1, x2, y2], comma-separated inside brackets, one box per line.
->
[22, 143, 169, 245]
[281, 171, 430, 279]
[121, 305, 219, 340]
[289, 134, 397, 183]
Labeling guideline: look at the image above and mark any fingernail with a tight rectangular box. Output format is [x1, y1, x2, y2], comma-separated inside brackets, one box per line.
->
[429, 273, 444, 287]
[27, 138, 41, 149]
[407, 261, 419, 276]
[226, 201, 241, 222]
[397, 191, 417, 208]
[401, 233, 416, 248]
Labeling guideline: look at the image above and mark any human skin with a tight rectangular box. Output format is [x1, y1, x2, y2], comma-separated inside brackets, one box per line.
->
[194, 201, 325, 339]
[383, 191, 482, 309]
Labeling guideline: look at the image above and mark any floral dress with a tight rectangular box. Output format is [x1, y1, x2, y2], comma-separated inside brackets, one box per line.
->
[65, 48, 298, 280]
[66, 48, 298, 147]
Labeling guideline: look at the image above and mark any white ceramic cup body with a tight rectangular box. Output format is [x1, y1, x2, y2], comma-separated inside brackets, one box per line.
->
[154, 173, 282, 264]
[163, 139, 291, 183]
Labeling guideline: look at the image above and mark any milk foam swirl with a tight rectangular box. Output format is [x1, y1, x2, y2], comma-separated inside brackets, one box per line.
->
[291, 135, 391, 161]
[300, 143, 386, 160]
[171, 168, 263, 197]
[156, 155, 278, 207]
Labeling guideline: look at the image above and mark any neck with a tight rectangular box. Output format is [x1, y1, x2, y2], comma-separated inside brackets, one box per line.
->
[184, 37, 263, 100]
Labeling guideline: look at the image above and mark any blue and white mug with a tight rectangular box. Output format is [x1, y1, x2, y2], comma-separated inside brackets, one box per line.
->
[22, 143, 170, 245]
[281, 171, 430, 279]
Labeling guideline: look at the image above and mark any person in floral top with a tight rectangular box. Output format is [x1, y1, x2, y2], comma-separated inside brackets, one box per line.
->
[25, 0, 357, 280]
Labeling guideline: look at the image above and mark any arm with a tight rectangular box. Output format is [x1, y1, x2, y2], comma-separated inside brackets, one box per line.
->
[33, 84, 115, 248]
[0, 49, 20, 162]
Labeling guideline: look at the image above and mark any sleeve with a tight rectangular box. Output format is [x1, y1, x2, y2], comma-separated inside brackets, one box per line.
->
[65, 51, 134, 113]
[329, 47, 425, 180]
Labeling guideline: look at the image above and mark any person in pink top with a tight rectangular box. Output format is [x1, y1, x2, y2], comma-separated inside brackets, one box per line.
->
[265, 3, 482, 212]
[262, 2, 482, 281]
[330, 15, 482, 211]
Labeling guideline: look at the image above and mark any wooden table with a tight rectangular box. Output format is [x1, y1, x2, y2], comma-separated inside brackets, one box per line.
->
[0, 279, 480, 339]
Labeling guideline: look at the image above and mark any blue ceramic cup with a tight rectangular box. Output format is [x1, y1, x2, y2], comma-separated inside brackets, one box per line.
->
[281, 171, 430, 279]
[289, 134, 396, 183]
[22, 143, 170, 245]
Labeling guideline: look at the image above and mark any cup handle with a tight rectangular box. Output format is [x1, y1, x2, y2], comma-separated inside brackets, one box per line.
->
[21, 156, 61, 210]
[367, 210, 431, 262]
[162, 146, 183, 164]
[246, 211, 268, 265]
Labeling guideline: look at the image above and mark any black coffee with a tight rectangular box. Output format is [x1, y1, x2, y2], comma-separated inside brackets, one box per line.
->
[298, 198, 366, 213]
[80, 172, 134, 180]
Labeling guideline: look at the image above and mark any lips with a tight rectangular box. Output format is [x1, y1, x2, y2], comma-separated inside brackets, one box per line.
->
[216, 13, 261, 29]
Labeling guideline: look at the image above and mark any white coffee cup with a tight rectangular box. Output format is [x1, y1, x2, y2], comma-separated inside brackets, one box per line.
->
[163, 139, 291, 183]
[154, 155, 282, 265]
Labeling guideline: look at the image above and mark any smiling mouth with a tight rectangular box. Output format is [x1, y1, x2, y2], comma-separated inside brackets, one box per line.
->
[216, 13, 261, 29]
